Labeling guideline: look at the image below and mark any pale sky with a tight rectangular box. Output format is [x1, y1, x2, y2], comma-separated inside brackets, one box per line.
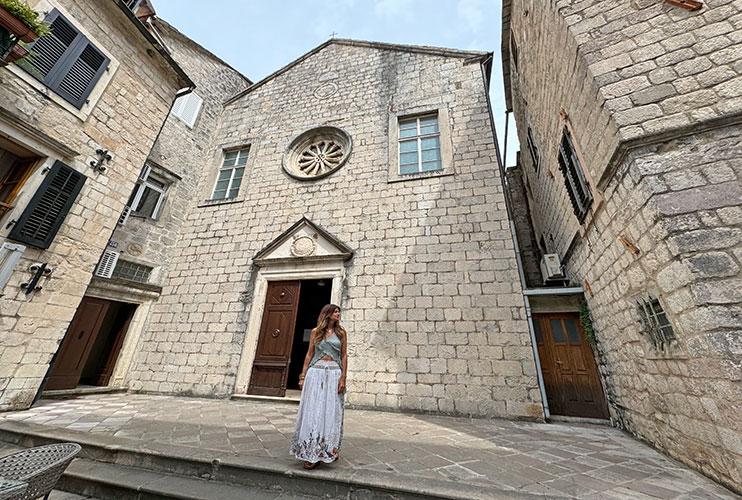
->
[151, 0, 519, 167]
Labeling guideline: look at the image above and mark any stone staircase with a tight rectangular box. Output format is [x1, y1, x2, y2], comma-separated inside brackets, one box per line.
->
[0, 420, 541, 500]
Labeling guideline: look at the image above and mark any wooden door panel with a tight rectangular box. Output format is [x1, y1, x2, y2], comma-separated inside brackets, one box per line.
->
[533, 313, 609, 419]
[248, 281, 301, 397]
[47, 297, 110, 390]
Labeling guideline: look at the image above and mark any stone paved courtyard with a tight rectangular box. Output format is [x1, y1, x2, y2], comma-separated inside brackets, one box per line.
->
[1, 394, 738, 499]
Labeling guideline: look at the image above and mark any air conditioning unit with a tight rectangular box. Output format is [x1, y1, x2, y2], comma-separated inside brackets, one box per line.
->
[540, 253, 564, 282]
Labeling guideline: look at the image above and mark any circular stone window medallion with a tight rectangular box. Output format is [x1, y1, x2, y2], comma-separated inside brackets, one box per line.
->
[291, 235, 317, 257]
[282, 126, 352, 180]
[313, 82, 339, 99]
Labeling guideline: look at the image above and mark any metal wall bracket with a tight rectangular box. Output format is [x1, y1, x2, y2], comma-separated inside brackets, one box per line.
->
[20, 263, 52, 295]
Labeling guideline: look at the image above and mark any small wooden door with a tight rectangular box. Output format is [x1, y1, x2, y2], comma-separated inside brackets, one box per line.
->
[46, 297, 110, 391]
[248, 281, 301, 396]
[533, 313, 609, 419]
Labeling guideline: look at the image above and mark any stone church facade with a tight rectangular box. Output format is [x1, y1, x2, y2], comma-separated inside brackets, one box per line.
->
[125, 40, 545, 420]
[503, 0, 741, 491]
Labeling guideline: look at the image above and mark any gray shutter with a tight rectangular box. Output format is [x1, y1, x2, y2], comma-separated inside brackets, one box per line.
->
[8, 160, 86, 249]
[23, 9, 109, 109]
[23, 10, 79, 80]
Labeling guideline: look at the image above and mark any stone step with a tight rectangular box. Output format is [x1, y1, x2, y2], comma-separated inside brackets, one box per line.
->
[0, 420, 545, 500]
[60, 458, 316, 500]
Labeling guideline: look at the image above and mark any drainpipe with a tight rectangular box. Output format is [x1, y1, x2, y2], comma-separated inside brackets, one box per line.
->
[480, 56, 550, 419]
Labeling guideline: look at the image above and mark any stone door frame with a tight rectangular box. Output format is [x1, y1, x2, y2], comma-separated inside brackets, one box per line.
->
[234, 260, 345, 395]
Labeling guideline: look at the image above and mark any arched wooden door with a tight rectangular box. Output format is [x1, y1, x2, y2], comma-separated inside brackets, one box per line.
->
[533, 313, 609, 419]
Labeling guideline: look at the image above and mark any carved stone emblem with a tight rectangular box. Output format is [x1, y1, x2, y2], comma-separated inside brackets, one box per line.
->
[291, 235, 316, 257]
[314, 82, 339, 99]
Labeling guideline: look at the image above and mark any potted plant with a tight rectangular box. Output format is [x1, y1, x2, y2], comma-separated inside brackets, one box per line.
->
[0, 0, 48, 42]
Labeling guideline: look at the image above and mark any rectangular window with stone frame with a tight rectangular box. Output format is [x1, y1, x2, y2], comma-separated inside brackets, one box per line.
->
[211, 148, 248, 200]
[119, 164, 169, 224]
[398, 114, 442, 175]
[637, 296, 677, 352]
[558, 126, 593, 222]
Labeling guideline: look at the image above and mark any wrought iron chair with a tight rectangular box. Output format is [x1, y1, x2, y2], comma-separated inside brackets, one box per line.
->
[0, 443, 81, 500]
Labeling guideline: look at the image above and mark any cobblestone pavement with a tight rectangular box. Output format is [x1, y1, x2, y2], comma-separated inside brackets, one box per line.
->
[2, 394, 738, 499]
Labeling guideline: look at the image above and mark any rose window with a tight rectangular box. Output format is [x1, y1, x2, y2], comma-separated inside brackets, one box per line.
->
[298, 140, 344, 176]
[283, 126, 352, 180]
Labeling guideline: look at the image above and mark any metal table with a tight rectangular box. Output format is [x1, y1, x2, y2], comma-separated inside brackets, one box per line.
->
[0, 478, 27, 500]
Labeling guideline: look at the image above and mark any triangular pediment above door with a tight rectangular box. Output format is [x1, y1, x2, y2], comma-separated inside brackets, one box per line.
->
[253, 217, 353, 266]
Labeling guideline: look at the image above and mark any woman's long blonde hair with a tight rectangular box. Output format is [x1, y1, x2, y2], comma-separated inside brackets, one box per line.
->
[313, 304, 346, 345]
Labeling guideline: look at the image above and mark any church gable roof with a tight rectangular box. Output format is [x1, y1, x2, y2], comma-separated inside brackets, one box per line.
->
[225, 38, 490, 106]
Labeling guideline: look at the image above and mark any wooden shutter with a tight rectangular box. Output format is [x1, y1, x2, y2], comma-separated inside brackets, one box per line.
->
[8, 160, 86, 249]
[23, 9, 109, 109]
[95, 250, 119, 278]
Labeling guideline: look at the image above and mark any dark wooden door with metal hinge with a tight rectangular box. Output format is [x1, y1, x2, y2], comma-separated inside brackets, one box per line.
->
[248, 281, 301, 397]
[46, 296, 110, 391]
[533, 312, 609, 419]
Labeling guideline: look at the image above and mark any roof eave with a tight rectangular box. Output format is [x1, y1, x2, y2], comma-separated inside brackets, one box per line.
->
[114, 0, 194, 88]
[225, 38, 491, 106]
[501, 0, 513, 112]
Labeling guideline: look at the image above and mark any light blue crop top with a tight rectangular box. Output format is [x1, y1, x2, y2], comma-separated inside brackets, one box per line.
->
[308, 333, 343, 372]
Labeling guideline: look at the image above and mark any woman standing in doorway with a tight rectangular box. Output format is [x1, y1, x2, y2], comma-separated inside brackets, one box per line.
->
[290, 304, 348, 469]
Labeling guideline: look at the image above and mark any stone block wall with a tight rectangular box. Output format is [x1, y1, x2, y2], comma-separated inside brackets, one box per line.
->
[509, 0, 742, 259]
[106, 19, 250, 284]
[568, 125, 741, 490]
[126, 40, 544, 419]
[0, 0, 184, 410]
[505, 0, 742, 491]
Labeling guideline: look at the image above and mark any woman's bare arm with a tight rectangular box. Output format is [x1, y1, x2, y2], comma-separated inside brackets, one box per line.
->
[338, 334, 348, 394]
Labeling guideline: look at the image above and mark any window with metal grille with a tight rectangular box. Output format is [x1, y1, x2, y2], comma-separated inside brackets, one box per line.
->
[398, 114, 442, 175]
[8, 160, 86, 249]
[637, 297, 677, 351]
[526, 127, 539, 172]
[18, 9, 110, 109]
[557, 127, 593, 222]
[211, 148, 248, 200]
[171, 92, 203, 128]
[112, 259, 152, 283]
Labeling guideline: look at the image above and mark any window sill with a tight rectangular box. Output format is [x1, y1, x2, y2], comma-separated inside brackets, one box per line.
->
[388, 168, 454, 184]
[197, 197, 244, 208]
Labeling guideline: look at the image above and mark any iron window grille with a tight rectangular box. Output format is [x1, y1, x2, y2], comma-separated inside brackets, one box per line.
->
[637, 297, 677, 351]
[111, 259, 152, 283]
[19, 9, 110, 109]
[526, 127, 539, 172]
[211, 148, 248, 200]
[557, 126, 593, 222]
[398, 114, 442, 175]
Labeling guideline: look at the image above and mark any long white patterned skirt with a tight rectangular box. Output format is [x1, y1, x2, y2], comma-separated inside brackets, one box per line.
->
[290, 360, 344, 463]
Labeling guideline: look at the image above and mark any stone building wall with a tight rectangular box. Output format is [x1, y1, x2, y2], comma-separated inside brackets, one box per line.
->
[508, 0, 742, 259]
[105, 19, 251, 283]
[504, 0, 742, 491]
[0, 0, 185, 410]
[126, 40, 545, 420]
